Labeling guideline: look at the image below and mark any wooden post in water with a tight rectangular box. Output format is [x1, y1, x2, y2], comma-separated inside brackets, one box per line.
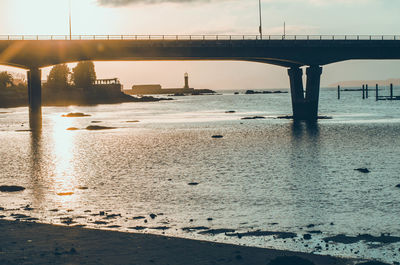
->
[376, 84, 379, 101]
[337, 85, 340, 100]
[366, 84, 369, 98]
[362, 85, 365, 99]
[390, 83, 393, 99]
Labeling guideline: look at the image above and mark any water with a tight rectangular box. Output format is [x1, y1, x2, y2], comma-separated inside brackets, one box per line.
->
[1, 89, 400, 263]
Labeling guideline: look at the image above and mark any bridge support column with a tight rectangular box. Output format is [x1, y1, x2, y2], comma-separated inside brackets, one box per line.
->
[288, 65, 322, 121]
[288, 67, 306, 120]
[305, 65, 323, 120]
[28, 68, 42, 130]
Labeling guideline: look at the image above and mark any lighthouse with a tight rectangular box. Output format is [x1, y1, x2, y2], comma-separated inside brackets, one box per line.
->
[184, 72, 189, 89]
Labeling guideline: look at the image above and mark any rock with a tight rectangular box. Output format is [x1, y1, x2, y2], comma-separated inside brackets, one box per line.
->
[91, 121, 102, 123]
[99, 211, 105, 216]
[355, 168, 370, 173]
[225, 111, 236, 113]
[128, 226, 147, 230]
[57, 192, 74, 196]
[207, 217, 213, 221]
[77, 186, 88, 190]
[188, 182, 199, 186]
[303, 234, 312, 240]
[241, 116, 266, 120]
[212, 135, 223, 138]
[93, 221, 108, 225]
[150, 213, 157, 219]
[62, 112, 91, 117]
[133, 216, 146, 220]
[268, 256, 315, 265]
[126, 120, 140, 123]
[66, 127, 79, 131]
[306, 224, 315, 228]
[395, 184, 400, 188]
[356, 262, 391, 265]
[0, 185, 25, 192]
[86, 125, 116, 131]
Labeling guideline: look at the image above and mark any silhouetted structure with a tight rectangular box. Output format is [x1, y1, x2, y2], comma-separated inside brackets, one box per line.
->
[1, 35, 400, 128]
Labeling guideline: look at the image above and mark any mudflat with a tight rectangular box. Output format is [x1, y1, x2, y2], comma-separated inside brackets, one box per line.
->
[0, 220, 356, 265]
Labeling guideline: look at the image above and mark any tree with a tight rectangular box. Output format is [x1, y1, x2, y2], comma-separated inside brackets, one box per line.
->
[72, 61, 96, 89]
[0, 71, 14, 88]
[47, 64, 70, 90]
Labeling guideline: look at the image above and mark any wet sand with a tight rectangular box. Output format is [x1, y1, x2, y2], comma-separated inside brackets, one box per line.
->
[0, 220, 356, 265]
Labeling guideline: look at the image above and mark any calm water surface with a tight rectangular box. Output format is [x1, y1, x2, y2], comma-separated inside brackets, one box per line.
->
[1, 89, 400, 263]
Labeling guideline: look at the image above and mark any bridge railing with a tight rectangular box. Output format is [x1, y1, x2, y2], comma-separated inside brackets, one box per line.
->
[0, 34, 399, 41]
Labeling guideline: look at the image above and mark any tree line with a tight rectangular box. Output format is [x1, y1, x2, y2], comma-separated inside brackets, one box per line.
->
[46, 61, 96, 90]
[0, 61, 96, 90]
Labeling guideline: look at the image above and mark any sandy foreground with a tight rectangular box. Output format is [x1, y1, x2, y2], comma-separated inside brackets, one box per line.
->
[0, 220, 364, 265]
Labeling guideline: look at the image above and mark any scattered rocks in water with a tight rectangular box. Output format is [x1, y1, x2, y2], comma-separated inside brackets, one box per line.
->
[268, 256, 315, 265]
[104, 214, 121, 219]
[93, 221, 108, 225]
[149, 213, 157, 219]
[57, 192, 74, 196]
[188, 182, 199, 186]
[86, 125, 116, 131]
[149, 226, 170, 231]
[0, 185, 25, 192]
[241, 116, 266, 120]
[198, 228, 235, 235]
[133, 216, 146, 220]
[60, 217, 75, 225]
[128, 226, 147, 230]
[225, 111, 236, 113]
[355, 168, 370, 173]
[23, 205, 34, 211]
[66, 127, 79, 131]
[182, 226, 209, 232]
[212, 135, 223, 139]
[62, 112, 91, 118]
[303, 234, 312, 240]
[323, 233, 400, 244]
[11, 213, 31, 219]
[107, 225, 121, 228]
[307, 230, 322, 234]
[226, 230, 297, 239]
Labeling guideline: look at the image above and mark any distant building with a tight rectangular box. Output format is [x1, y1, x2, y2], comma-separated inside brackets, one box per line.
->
[126, 73, 195, 95]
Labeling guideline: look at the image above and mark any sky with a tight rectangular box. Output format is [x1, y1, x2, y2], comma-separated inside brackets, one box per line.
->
[0, 0, 399, 89]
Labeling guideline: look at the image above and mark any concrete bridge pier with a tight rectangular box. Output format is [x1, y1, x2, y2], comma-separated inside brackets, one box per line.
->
[28, 68, 42, 130]
[287, 65, 322, 120]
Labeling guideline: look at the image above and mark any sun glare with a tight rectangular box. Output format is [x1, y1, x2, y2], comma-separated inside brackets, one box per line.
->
[50, 113, 77, 205]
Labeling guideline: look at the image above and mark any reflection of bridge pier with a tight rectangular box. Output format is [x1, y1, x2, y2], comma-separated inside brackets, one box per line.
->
[288, 66, 323, 120]
[28, 68, 42, 130]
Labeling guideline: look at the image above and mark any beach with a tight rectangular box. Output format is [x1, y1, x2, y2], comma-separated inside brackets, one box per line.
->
[0, 220, 355, 265]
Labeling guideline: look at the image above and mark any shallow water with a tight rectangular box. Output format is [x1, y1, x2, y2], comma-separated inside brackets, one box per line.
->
[1, 89, 400, 263]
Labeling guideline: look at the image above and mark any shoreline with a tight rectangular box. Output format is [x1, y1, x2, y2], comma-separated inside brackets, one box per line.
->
[0, 220, 357, 265]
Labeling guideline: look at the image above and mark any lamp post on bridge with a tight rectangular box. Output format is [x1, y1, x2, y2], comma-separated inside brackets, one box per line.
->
[258, 0, 263, 39]
[69, 0, 72, 40]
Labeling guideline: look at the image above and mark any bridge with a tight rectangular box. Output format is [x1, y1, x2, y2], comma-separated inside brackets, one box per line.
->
[1, 34, 400, 129]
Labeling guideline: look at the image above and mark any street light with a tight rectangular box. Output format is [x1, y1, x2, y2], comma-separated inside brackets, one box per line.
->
[258, 0, 263, 39]
[69, 0, 72, 40]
